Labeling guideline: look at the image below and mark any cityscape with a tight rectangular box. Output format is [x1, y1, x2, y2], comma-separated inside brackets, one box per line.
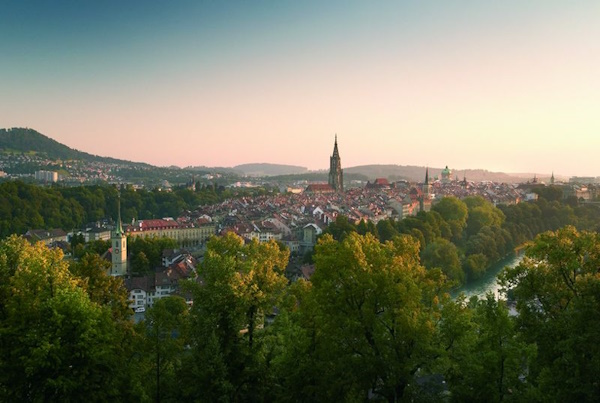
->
[2, 1, 600, 402]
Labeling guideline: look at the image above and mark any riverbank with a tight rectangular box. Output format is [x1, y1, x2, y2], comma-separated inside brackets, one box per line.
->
[452, 252, 524, 300]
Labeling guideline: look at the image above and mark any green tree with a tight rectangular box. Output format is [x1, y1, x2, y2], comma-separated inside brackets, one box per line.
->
[142, 296, 189, 403]
[323, 215, 356, 241]
[181, 233, 289, 401]
[499, 226, 600, 401]
[445, 294, 534, 402]
[293, 232, 451, 401]
[421, 238, 464, 284]
[0, 236, 141, 401]
[131, 251, 151, 275]
[464, 196, 505, 237]
[69, 253, 131, 321]
[432, 197, 468, 242]
[463, 253, 488, 281]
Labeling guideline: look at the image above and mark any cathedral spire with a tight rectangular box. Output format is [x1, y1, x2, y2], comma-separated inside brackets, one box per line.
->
[332, 134, 339, 158]
[328, 135, 343, 192]
[425, 167, 429, 185]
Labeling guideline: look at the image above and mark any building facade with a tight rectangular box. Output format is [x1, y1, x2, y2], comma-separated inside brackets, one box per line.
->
[127, 218, 215, 247]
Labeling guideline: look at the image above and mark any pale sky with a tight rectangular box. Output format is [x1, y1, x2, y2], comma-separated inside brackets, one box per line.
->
[1, 1, 599, 176]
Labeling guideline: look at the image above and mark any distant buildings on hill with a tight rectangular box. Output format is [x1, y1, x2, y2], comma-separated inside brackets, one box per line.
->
[34, 170, 58, 182]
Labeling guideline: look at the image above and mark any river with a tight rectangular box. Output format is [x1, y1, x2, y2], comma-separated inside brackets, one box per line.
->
[453, 253, 524, 300]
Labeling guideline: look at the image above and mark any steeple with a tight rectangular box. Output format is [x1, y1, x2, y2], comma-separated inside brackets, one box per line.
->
[421, 167, 432, 212]
[116, 191, 124, 235]
[111, 189, 127, 276]
[332, 134, 340, 158]
[328, 134, 343, 192]
[551, 171, 555, 185]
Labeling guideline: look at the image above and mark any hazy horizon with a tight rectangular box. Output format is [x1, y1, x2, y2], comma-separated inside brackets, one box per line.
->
[2, 1, 599, 176]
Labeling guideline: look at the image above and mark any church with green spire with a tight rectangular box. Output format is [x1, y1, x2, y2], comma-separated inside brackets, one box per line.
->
[110, 192, 128, 276]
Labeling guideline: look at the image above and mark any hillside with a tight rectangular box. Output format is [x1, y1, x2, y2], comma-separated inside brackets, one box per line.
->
[344, 164, 527, 183]
[0, 127, 149, 166]
[233, 163, 308, 177]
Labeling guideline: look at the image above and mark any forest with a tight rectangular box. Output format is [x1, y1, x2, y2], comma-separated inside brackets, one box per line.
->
[320, 188, 600, 285]
[1, 225, 600, 401]
[0, 181, 275, 238]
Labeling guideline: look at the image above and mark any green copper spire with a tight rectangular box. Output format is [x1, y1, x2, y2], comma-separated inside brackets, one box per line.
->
[116, 191, 123, 235]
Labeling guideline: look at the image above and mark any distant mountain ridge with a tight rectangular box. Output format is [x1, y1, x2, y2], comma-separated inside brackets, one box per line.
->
[234, 163, 308, 177]
[0, 128, 149, 166]
[1, 128, 549, 183]
[344, 164, 530, 183]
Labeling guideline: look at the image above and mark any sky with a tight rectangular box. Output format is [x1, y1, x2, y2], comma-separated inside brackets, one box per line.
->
[1, 1, 599, 176]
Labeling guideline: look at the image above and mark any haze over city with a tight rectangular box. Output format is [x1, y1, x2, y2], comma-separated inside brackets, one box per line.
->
[2, 1, 599, 176]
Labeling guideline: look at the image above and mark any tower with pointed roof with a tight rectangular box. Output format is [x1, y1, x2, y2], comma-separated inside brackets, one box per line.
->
[422, 167, 432, 201]
[111, 192, 128, 276]
[328, 135, 344, 192]
[420, 167, 432, 212]
[551, 172, 555, 185]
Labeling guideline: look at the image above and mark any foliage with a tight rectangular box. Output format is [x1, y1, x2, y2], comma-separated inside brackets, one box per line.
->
[0, 181, 275, 239]
[421, 238, 463, 284]
[128, 236, 177, 275]
[0, 236, 141, 401]
[180, 233, 289, 401]
[140, 296, 189, 402]
[444, 294, 535, 402]
[276, 232, 453, 401]
[499, 226, 600, 401]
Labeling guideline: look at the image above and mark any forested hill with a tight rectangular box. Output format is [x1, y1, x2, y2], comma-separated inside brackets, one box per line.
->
[0, 127, 149, 166]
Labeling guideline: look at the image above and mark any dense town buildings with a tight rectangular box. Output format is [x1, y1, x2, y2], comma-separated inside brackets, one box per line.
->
[18, 137, 600, 310]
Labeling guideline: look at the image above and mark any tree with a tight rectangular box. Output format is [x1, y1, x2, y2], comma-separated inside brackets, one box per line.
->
[421, 238, 464, 284]
[181, 233, 289, 401]
[142, 296, 189, 402]
[376, 218, 399, 243]
[499, 226, 600, 401]
[0, 236, 141, 401]
[131, 251, 151, 275]
[294, 232, 451, 401]
[69, 253, 131, 321]
[323, 215, 356, 241]
[445, 294, 534, 402]
[465, 197, 505, 237]
[463, 253, 488, 281]
[432, 197, 468, 242]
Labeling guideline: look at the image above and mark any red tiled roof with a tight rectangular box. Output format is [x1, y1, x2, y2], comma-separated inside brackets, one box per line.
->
[127, 219, 179, 232]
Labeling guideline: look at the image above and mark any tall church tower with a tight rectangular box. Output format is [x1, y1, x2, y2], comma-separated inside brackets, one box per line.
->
[420, 167, 432, 212]
[328, 135, 344, 192]
[111, 192, 127, 276]
[422, 167, 431, 200]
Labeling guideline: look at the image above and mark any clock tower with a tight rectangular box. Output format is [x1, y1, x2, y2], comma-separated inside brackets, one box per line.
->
[111, 192, 128, 276]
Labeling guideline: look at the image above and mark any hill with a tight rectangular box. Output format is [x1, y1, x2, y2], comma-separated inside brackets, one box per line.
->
[0, 127, 149, 166]
[233, 163, 308, 177]
[344, 164, 526, 183]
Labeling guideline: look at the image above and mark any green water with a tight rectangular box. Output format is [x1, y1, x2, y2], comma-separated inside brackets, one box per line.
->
[453, 253, 524, 300]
